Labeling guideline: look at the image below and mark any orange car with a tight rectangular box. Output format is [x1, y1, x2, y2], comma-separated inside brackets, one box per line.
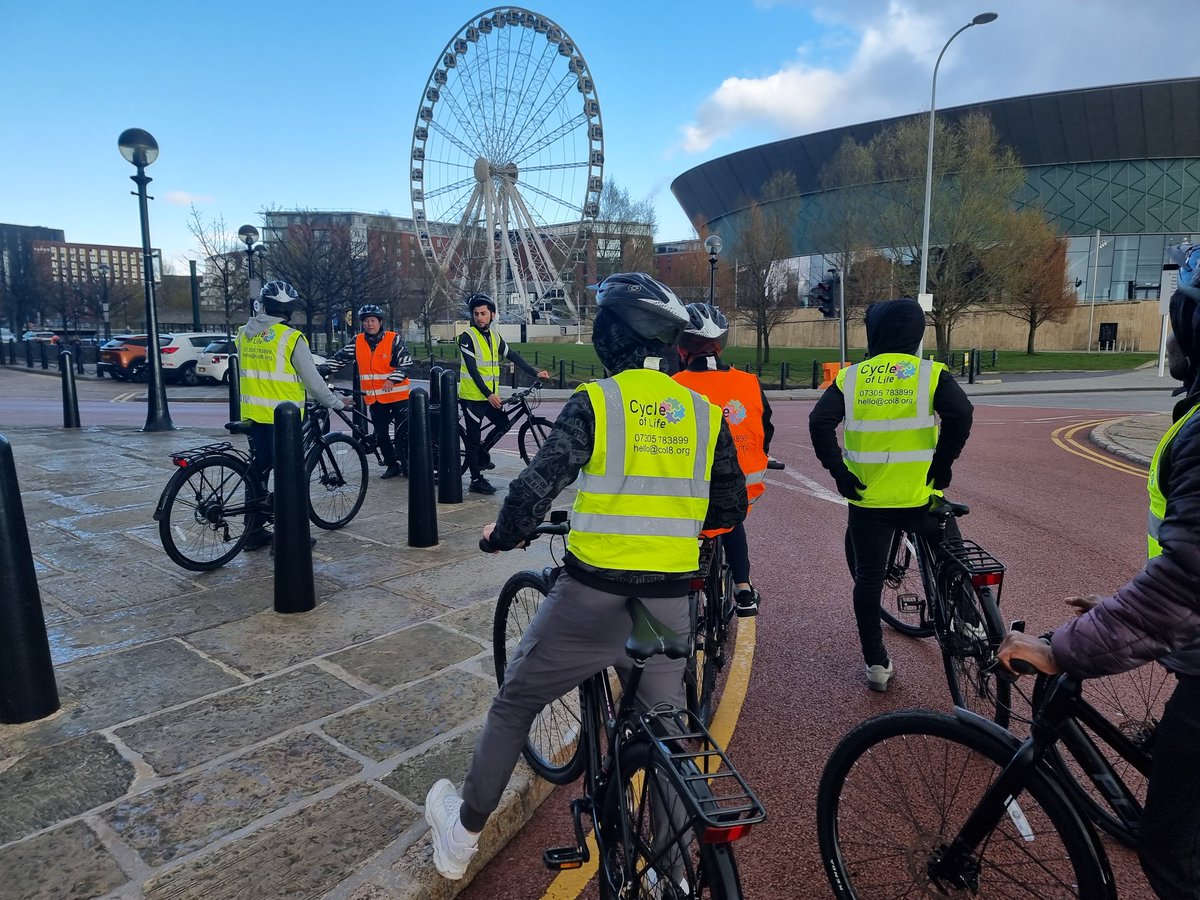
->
[97, 334, 167, 381]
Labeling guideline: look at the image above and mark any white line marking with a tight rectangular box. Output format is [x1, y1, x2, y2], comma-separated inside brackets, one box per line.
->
[772, 467, 847, 506]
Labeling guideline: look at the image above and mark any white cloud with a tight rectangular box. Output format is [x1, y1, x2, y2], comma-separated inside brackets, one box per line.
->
[164, 191, 214, 206]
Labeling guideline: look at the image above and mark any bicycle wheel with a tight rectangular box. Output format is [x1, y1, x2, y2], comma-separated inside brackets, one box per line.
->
[493, 570, 584, 784]
[940, 576, 1011, 728]
[687, 540, 733, 726]
[847, 527, 934, 638]
[817, 710, 1114, 899]
[517, 416, 555, 464]
[600, 739, 742, 900]
[306, 433, 368, 529]
[1033, 664, 1169, 848]
[157, 455, 255, 571]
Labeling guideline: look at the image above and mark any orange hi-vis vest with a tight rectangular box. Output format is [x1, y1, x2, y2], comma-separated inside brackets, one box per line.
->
[355, 332, 410, 405]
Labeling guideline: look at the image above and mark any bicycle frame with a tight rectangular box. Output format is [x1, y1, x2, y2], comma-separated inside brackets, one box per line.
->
[478, 383, 541, 454]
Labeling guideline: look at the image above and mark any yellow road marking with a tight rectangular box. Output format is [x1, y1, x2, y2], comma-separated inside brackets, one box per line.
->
[540, 617, 758, 899]
[1050, 418, 1147, 479]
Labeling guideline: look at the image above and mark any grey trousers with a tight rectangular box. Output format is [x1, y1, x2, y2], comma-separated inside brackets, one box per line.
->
[460, 570, 689, 831]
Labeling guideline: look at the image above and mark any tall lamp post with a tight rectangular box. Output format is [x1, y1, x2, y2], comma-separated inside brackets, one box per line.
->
[96, 263, 111, 341]
[238, 224, 263, 303]
[118, 127, 175, 431]
[704, 233, 723, 306]
[1087, 231, 1109, 353]
[917, 11, 998, 357]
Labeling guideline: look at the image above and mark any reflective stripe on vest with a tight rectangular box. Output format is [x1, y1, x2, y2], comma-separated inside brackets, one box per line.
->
[1147, 403, 1200, 557]
[568, 370, 720, 573]
[673, 365, 768, 507]
[355, 332, 410, 405]
[836, 354, 943, 508]
[236, 325, 305, 424]
[458, 327, 500, 401]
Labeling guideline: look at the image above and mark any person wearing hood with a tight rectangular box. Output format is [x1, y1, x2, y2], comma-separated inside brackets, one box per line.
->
[424, 273, 747, 882]
[999, 288, 1200, 899]
[809, 297, 973, 691]
[236, 280, 347, 550]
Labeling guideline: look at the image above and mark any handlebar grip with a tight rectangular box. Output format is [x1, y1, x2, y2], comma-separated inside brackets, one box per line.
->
[479, 536, 498, 553]
[1009, 658, 1041, 676]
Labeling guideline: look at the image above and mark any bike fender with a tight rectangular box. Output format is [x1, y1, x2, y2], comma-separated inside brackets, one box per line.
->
[151, 479, 174, 521]
[952, 707, 1023, 750]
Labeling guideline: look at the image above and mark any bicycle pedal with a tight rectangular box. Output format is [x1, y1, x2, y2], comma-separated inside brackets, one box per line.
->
[897, 593, 921, 611]
[543, 846, 588, 870]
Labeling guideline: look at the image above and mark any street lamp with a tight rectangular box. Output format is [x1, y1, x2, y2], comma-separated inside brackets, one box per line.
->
[96, 263, 111, 341]
[704, 233, 723, 307]
[917, 11, 998, 355]
[238, 224, 263, 303]
[1087, 231, 1109, 353]
[118, 128, 175, 431]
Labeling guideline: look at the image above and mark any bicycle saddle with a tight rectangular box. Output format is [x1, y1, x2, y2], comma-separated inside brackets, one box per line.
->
[225, 419, 255, 435]
[930, 497, 970, 519]
[625, 597, 691, 661]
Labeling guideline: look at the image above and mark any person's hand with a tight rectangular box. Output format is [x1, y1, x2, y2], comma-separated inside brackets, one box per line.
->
[536, 370, 550, 380]
[834, 471, 866, 501]
[487, 393, 503, 409]
[480, 523, 501, 554]
[1065, 595, 1102, 617]
[926, 461, 952, 490]
[998, 630, 1059, 675]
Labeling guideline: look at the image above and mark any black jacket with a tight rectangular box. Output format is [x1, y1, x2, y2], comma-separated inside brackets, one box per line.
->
[458, 326, 540, 398]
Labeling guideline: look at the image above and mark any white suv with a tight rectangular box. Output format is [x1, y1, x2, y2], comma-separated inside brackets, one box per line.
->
[159, 332, 229, 386]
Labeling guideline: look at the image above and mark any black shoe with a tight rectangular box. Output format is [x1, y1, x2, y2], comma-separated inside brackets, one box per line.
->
[766, 458, 785, 470]
[381, 464, 402, 479]
[481, 452, 496, 471]
[244, 528, 274, 551]
[469, 477, 497, 495]
[734, 586, 760, 618]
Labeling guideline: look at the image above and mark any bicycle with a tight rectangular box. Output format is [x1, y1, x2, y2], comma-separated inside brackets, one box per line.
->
[453, 380, 554, 475]
[846, 497, 1012, 726]
[154, 388, 374, 571]
[492, 514, 765, 898]
[686, 534, 736, 727]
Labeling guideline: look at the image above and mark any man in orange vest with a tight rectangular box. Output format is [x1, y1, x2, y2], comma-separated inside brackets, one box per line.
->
[323, 304, 413, 479]
[673, 302, 773, 616]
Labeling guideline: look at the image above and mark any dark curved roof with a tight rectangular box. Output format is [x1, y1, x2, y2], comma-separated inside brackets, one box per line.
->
[672, 77, 1200, 229]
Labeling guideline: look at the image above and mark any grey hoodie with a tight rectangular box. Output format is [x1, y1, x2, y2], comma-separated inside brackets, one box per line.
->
[239, 313, 344, 411]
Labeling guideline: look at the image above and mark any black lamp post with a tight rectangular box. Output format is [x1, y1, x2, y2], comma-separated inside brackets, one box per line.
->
[97, 263, 111, 341]
[704, 233, 723, 307]
[118, 127, 175, 431]
[238, 225, 263, 302]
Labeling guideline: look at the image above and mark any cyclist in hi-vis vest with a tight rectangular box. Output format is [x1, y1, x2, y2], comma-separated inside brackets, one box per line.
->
[673, 302, 774, 617]
[235, 280, 346, 551]
[1001, 287, 1200, 899]
[321, 304, 413, 479]
[809, 298, 973, 692]
[424, 273, 747, 883]
[457, 293, 549, 494]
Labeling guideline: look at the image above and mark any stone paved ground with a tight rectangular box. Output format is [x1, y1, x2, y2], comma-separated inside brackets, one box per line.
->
[1091, 413, 1171, 466]
[0, 424, 562, 900]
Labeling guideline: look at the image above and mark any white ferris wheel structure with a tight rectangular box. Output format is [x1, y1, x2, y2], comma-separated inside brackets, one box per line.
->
[410, 6, 603, 320]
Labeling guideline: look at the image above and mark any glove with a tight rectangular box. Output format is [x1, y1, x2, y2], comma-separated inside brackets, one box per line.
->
[927, 461, 952, 490]
[834, 471, 866, 501]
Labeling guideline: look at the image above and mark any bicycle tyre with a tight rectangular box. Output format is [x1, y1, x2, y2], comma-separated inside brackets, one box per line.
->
[687, 539, 733, 726]
[306, 433, 368, 529]
[517, 416, 555, 464]
[600, 739, 743, 900]
[493, 570, 585, 784]
[685, 590, 719, 728]
[817, 710, 1114, 899]
[1032, 664, 1168, 849]
[158, 454, 255, 571]
[939, 577, 1011, 727]
[847, 527, 935, 638]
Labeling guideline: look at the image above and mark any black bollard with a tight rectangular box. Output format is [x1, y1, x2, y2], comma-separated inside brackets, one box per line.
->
[968, 349, 977, 385]
[227, 355, 241, 422]
[407, 388, 438, 547]
[24, 341, 33, 368]
[811, 359, 820, 390]
[75, 346, 84, 376]
[273, 403, 315, 613]
[6, 340, 15, 365]
[510, 361, 517, 389]
[974, 348, 982, 377]
[780, 361, 789, 390]
[438, 371, 463, 504]
[558, 358, 566, 389]
[0, 435, 60, 723]
[428, 366, 443, 406]
[58, 351, 80, 428]
[39, 342, 48, 370]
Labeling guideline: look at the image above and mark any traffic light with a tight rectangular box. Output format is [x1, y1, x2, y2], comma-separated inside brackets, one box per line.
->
[808, 280, 837, 318]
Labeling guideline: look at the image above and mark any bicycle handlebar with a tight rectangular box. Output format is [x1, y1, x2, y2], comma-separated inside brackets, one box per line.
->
[503, 380, 543, 404]
[478, 518, 569, 553]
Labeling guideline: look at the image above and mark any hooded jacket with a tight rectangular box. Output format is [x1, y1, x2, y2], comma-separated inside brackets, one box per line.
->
[239, 313, 343, 411]
[808, 299, 973, 496]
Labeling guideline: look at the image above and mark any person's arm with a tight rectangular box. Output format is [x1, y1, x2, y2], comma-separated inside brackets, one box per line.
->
[490, 392, 593, 549]
[759, 386, 775, 454]
[318, 340, 358, 377]
[458, 332, 493, 398]
[388, 334, 414, 381]
[927, 370, 973, 488]
[808, 384, 849, 475]
[701, 419, 748, 532]
[502, 338, 548, 379]
[291, 340, 345, 409]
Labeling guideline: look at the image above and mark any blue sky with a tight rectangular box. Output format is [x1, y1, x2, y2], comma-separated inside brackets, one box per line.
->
[2, 1, 1196, 274]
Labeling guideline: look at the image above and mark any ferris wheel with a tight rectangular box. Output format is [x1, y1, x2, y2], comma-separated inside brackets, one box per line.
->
[411, 7, 603, 319]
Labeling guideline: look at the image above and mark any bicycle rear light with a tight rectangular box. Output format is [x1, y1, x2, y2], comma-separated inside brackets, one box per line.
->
[702, 823, 754, 844]
[971, 572, 1003, 588]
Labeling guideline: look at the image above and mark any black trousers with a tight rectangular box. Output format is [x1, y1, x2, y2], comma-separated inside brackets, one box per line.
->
[460, 398, 509, 479]
[368, 399, 407, 468]
[1140, 673, 1200, 899]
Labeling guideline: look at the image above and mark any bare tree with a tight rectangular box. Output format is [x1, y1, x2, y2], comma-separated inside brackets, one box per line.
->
[261, 209, 343, 343]
[995, 211, 1075, 354]
[187, 206, 250, 333]
[594, 178, 657, 282]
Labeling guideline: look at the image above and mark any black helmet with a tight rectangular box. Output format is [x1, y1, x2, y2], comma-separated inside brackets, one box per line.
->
[679, 302, 729, 354]
[466, 292, 496, 314]
[357, 304, 385, 321]
[257, 280, 299, 320]
[592, 273, 689, 345]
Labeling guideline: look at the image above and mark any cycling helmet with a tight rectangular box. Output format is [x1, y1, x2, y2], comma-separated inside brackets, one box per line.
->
[357, 304, 385, 321]
[257, 280, 299, 320]
[466, 292, 496, 314]
[679, 302, 729, 355]
[592, 272, 689, 345]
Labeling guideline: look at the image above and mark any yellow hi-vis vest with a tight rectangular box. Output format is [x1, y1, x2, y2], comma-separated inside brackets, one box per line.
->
[458, 326, 501, 401]
[1148, 403, 1200, 557]
[836, 353, 945, 509]
[568, 369, 721, 573]
[235, 324, 306, 424]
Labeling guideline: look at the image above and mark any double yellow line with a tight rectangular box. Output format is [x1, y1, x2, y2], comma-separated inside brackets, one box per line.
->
[1050, 418, 1148, 478]
[539, 617, 758, 899]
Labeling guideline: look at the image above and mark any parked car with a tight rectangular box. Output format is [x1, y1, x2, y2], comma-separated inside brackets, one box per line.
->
[195, 338, 327, 385]
[21, 330, 59, 344]
[0, 328, 15, 345]
[97, 334, 168, 381]
[158, 332, 228, 386]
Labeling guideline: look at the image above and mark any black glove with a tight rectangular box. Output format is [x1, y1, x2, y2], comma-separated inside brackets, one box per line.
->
[927, 461, 952, 490]
[834, 471, 866, 501]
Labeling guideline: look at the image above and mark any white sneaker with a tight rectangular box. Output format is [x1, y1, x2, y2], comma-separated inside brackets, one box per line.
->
[424, 779, 479, 880]
[645, 866, 690, 898]
[866, 660, 895, 692]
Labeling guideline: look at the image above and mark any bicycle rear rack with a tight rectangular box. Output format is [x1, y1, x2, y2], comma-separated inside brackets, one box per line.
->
[940, 540, 1006, 597]
[169, 442, 243, 468]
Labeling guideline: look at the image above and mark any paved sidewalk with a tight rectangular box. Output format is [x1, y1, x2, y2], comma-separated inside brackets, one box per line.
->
[0, 423, 564, 900]
[1091, 414, 1171, 467]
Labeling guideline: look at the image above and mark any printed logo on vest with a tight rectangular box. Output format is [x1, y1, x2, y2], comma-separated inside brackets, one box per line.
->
[660, 397, 687, 423]
[889, 361, 917, 380]
[724, 398, 747, 425]
[629, 396, 687, 429]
